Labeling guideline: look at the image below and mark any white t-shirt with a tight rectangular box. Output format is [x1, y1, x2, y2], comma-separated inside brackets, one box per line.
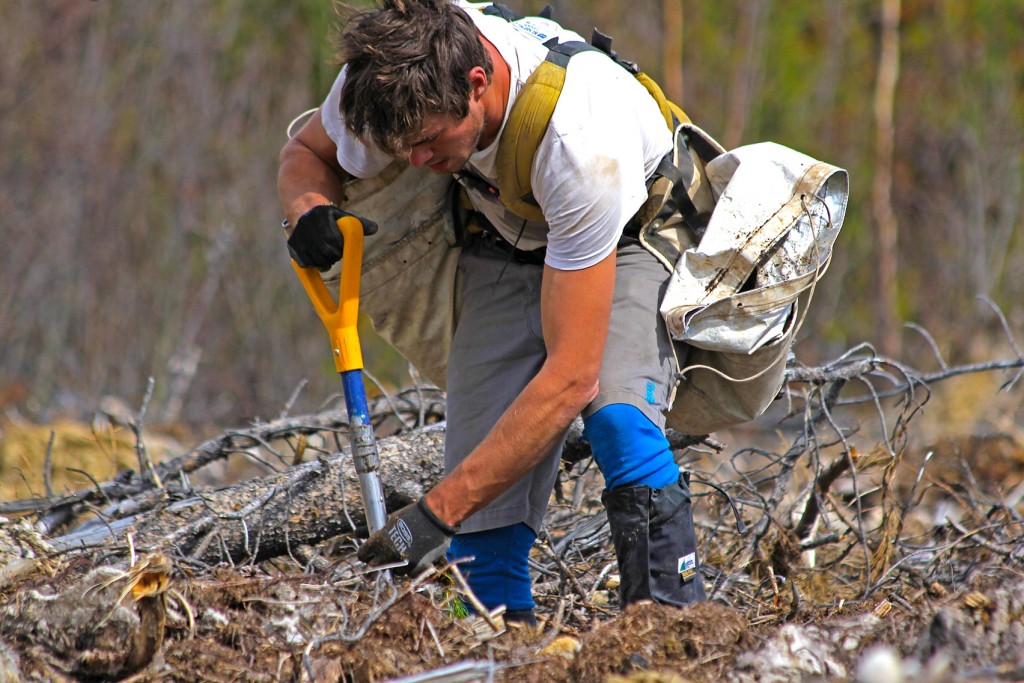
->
[321, 3, 672, 270]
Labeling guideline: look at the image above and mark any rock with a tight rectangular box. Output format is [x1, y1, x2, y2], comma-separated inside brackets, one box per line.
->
[856, 646, 904, 683]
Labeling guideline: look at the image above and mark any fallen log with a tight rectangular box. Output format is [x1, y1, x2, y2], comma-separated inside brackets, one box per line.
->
[46, 410, 714, 567]
[52, 425, 448, 565]
[31, 337, 1024, 576]
[17, 408, 364, 535]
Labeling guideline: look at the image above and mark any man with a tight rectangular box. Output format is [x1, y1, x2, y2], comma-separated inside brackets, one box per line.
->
[277, 0, 705, 625]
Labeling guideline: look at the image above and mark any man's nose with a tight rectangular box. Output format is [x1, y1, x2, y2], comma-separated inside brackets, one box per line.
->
[408, 145, 433, 167]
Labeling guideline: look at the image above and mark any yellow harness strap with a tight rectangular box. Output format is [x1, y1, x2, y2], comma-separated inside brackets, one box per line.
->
[495, 58, 566, 224]
[494, 48, 689, 225]
[635, 72, 691, 128]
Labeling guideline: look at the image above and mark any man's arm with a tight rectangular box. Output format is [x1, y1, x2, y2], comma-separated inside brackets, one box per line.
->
[277, 110, 351, 227]
[424, 250, 617, 526]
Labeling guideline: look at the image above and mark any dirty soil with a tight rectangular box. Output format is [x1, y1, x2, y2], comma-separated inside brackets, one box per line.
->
[1, 373, 1023, 682]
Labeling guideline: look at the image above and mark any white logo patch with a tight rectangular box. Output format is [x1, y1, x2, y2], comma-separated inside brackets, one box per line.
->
[677, 552, 697, 581]
[388, 519, 414, 554]
[511, 17, 560, 43]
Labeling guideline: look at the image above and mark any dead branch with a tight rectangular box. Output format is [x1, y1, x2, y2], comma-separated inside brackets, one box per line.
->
[50, 425, 448, 565]
[3, 335, 1024, 682]
[4, 336, 1021, 639]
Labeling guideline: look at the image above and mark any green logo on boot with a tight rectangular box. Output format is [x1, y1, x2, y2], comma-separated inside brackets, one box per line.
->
[678, 552, 697, 580]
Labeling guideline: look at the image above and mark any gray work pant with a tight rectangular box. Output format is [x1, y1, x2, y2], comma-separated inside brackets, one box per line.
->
[444, 236, 678, 534]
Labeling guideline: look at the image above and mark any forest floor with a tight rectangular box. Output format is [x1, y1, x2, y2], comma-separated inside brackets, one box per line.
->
[1, 359, 1023, 682]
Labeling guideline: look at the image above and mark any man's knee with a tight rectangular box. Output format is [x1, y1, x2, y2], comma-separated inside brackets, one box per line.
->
[583, 403, 679, 490]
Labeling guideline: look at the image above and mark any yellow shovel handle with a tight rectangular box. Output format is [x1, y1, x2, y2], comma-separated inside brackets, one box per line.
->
[291, 216, 365, 373]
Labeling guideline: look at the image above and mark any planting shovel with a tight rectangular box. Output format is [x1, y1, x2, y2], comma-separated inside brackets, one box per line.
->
[291, 216, 388, 535]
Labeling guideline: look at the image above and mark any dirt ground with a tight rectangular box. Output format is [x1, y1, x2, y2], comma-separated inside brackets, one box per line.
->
[1, 373, 1023, 682]
[2, 529, 1023, 683]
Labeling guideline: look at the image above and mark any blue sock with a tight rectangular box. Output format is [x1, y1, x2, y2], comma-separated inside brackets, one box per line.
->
[446, 522, 536, 612]
[583, 403, 679, 490]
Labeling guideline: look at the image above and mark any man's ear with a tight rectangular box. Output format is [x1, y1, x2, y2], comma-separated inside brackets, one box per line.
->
[468, 66, 489, 100]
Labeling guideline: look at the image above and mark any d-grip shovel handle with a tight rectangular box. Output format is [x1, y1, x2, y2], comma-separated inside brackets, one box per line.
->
[291, 216, 365, 373]
[290, 215, 389, 537]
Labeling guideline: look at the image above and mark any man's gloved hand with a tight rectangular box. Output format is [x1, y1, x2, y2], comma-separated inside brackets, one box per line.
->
[287, 204, 378, 271]
[357, 498, 458, 576]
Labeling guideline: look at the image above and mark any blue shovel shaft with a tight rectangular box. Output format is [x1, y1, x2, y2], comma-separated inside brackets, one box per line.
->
[341, 369, 389, 535]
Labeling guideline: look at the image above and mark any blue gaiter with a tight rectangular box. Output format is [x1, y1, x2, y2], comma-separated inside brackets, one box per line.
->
[582, 403, 679, 490]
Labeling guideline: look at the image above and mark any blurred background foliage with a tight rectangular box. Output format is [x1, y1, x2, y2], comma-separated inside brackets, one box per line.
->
[2, 0, 1022, 435]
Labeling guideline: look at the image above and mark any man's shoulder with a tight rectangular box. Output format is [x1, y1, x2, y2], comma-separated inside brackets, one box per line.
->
[548, 53, 668, 138]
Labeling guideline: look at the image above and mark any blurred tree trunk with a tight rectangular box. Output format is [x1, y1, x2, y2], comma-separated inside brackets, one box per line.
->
[661, 0, 684, 105]
[723, 0, 771, 148]
[872, 0, 902, 357]
[812, 0, 849, 149]
[593, 0, 617, 41]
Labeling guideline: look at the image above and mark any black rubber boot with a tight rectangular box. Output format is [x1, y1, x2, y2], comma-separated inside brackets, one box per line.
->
[601, 475, 706, 607]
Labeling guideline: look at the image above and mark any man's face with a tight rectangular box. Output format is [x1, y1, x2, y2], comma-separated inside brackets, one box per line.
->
[404, 103, 486, 174]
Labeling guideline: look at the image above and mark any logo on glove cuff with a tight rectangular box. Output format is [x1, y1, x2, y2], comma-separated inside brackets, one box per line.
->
[389, 519, 414, 553]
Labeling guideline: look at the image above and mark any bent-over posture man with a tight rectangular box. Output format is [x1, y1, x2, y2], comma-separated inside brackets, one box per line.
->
[277, 0, 705, 625]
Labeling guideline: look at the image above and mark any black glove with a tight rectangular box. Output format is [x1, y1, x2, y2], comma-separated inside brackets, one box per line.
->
[286, 204, 378, 271]
[357, 498, 458, 576]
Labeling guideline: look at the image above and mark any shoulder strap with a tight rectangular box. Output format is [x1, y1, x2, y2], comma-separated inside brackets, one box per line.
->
[636, 72, 690, 129]
[494, 47, 578, 224]
[489, 5, 690, 223]
[584, 27, 691, 130]
[481, 3, 521, 22]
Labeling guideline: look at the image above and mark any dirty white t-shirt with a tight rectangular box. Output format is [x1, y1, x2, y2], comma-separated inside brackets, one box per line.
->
[321, 3, 672, 270]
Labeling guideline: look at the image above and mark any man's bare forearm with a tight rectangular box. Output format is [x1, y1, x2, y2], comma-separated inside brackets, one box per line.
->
[426, 362, 596, 525]
[425, 254, 617, 527]
[277, 112, 351, 227]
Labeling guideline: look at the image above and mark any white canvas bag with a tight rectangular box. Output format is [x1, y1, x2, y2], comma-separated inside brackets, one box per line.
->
[662, 138, 848, 434]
